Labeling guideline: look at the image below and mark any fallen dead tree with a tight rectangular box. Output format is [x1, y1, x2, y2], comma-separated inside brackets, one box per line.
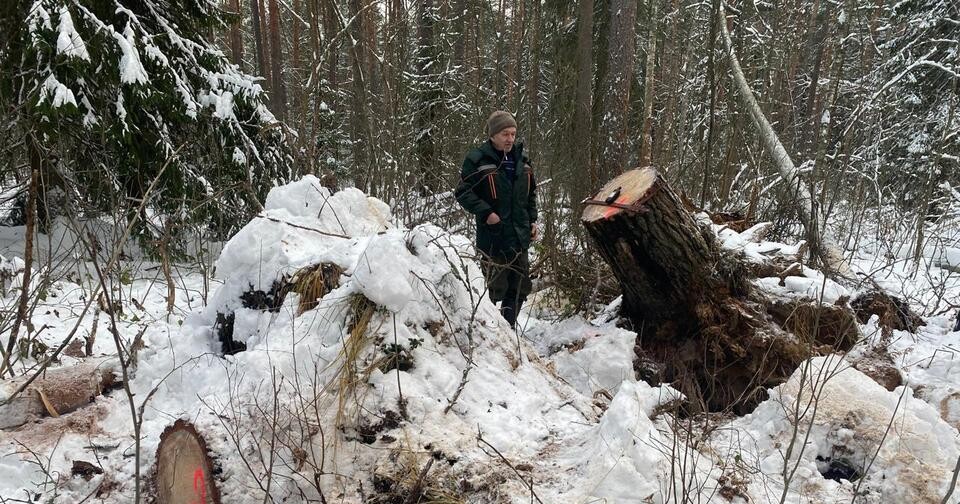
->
[582, 168, 858, 413]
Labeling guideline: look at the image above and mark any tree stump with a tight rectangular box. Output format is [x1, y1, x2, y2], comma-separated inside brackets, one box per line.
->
[582, 168, 857, 413]
[154, 420, 221, 504]
[582, 168, 749, 331]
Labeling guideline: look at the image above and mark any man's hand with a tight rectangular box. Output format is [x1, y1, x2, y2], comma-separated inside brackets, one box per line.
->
[486, 213, 501, 225]
[532, 223, 539, 241]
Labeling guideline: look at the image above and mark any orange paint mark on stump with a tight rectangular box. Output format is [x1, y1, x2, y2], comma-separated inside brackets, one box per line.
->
[603, 196, 630, 219]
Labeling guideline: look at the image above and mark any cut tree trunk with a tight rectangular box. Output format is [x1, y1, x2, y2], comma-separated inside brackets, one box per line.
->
[582, 168, 857, 413]
[153, 420, 221, 504]
[582, 168, 749, 325]
[0, 357, 117, 430]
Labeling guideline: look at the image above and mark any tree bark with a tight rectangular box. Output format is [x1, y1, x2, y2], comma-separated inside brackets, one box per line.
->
[268, 0, 287, 120]
[228, 0, 244, 67]
[251, 0, 271, 88]
[575, 0, 595, 189]
[582, 169, 746, 322]
[599, 0, 638, 182]
[582, 168, 857, 413]
[700, 0, 719, 207]
[0, 357, 117, 429]
[507, 0, 524, 110]
[414, 0, 440, 193]
[525, 0, 542, 148]
[292, 0, 302, 76]
[638, 0, 657, 167]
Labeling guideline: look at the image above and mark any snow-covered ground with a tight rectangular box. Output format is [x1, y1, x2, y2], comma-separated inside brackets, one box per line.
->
[1, 176, 959, 503]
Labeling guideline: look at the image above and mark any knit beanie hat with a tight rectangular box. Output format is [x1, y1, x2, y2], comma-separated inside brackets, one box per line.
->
[486, 110, 517, 137]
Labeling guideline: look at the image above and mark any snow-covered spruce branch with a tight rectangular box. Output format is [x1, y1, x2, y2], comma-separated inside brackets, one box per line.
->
[839, 48, 939, 139]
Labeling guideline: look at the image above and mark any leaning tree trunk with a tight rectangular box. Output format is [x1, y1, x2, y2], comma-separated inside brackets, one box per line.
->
[582, 168, 857, 413]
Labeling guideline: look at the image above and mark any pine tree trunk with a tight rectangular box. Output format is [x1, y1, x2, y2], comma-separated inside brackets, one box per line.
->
[453, 0, 467, 65]
[323, 0, 339, 90]
[493, 0, 506, 105]
[575, 0, 595, 189]
[507, 0, 524, 110]
[415, 0, 440, 193]
[638, 0, 658, 166]
[251, 0, 271, 89]
[700, 0, 719, 207]
[292, 0, 302, 89]
[228, 0, 244, 66]
[525, 0, 542, 148]
[599, 0, 638, 182]
[582, 169, 741, 323]
[345, 0, 378, 190]
[268, 0, 287, 120]
[581, 168, 857, 413]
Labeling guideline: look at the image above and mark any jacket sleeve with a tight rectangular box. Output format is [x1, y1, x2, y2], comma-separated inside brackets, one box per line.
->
[455, 154, 494, 221]
[527, 160, 538, 223]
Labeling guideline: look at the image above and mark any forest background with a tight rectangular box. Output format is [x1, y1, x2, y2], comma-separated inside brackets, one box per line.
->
[1, 0, 958, 309]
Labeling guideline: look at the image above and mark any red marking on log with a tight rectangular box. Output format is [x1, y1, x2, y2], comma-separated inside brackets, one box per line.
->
[193, 467, 206, 504]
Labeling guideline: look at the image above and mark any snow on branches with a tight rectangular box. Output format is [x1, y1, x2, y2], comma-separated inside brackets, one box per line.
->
[16, 0, 292, 236]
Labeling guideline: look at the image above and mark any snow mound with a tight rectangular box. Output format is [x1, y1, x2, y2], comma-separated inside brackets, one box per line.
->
[553, 380, 671, 501]
[212, 175, 393, 312]
[116, 177, 607, 502]
[725, 355, 960, 503]
[526, 316, 638, 397]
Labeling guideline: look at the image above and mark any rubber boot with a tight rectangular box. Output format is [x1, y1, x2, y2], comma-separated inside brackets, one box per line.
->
[500, 297, 525, 330]
[501, 302, 517, 329]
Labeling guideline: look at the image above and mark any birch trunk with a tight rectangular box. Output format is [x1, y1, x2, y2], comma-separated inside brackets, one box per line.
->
[717, 1, 828, 268]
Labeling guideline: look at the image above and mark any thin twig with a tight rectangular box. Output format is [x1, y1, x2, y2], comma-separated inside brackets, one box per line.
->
[254, 215, 351, 239]
[942, 454, 960, 504]
[477, 428, 543, 504]
[403, 458, 434, 504]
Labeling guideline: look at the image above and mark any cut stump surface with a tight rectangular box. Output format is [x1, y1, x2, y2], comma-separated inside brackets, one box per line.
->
[155, 420, 220, 504]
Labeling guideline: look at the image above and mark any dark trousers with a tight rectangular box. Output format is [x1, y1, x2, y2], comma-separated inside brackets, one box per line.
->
[481, 249, 531, 328]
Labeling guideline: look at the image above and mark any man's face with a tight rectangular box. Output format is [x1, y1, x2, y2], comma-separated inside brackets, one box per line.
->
[490, 127, 517, 153]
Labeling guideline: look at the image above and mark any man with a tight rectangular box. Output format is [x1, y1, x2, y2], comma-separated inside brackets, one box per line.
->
[455, 110, 538, 329]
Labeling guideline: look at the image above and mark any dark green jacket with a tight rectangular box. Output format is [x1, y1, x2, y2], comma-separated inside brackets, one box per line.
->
[455, 140, 538, 257]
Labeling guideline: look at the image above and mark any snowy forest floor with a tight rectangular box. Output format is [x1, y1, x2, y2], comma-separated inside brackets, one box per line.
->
[1, 177, 959, 504]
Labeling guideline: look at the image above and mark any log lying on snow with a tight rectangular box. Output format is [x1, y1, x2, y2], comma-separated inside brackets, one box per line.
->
[153, 420, 221, 504]
[0, 357, 117, 430]
[582, 168, 858, 413]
